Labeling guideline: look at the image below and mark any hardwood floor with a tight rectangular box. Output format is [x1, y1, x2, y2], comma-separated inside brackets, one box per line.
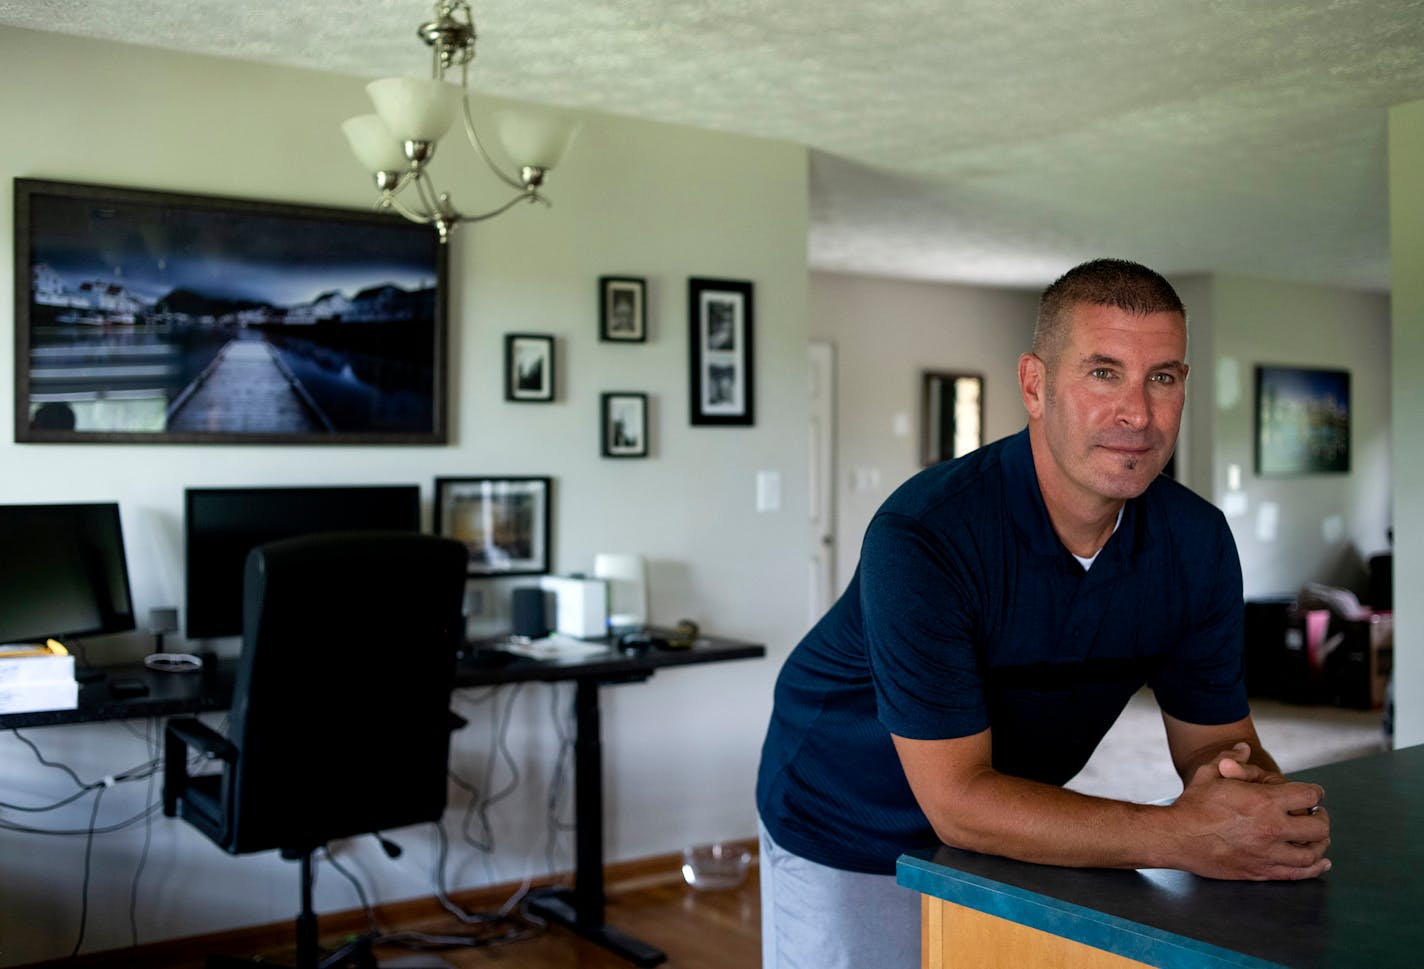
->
[50, 846, 762, 969]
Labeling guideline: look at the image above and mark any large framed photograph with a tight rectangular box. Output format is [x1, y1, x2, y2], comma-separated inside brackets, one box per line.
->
[434, 476, 552, 577]
[504, 333, 555, 402]
[13, 178, 447, 444]
[1255, 365, 1350, 475]
[688, 277, 754, 426]
[600, 276, 646, 343]
[921, 370, 984, 466]
[601, 392, 648, 458]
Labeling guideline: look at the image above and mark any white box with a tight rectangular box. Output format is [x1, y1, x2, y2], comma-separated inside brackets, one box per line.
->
[539, 576, 609, 639]
[0, 653, 76, 686]
[0, 679, 79, 714]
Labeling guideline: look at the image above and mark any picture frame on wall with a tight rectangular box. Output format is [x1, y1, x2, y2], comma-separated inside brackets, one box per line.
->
[601, 392, 648, 458]
[600, 276, 647, 343]
[434, 476, 552, 576]
[688, 277, 754, 426]
[504, 333, 555, 402]
[13, 178, 448, 445]
[1254, 365, 1351, 475]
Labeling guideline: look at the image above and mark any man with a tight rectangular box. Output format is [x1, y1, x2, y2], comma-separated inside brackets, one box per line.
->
[756, 259, 1330, 969]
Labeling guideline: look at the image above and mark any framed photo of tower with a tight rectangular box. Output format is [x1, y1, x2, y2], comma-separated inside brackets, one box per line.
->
[600, 276, 646, 342]
[504, 333, 555, 402]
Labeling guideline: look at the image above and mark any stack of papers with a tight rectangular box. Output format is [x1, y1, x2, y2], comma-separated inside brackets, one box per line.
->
[0, 640, 79, 714]
[501, 635, 611, 661]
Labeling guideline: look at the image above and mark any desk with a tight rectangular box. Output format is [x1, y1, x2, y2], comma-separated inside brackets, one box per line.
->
[897, 744, 1422, 969]
[0, 631, 765, 968]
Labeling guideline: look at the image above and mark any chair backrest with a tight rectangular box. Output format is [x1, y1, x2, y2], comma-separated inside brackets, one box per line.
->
[222, 531, 468, 856]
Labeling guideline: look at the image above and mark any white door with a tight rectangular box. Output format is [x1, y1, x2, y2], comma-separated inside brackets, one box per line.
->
[808, 341, 836, 624]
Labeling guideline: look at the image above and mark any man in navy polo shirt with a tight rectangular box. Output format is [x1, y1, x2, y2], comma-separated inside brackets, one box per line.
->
[756, 259, 1331, 969]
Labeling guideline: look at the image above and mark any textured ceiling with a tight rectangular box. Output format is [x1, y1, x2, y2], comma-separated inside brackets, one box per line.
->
[3, 0, 1421, 290]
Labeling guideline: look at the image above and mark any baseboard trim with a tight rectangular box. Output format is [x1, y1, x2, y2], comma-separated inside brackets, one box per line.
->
[25, 839, 759, 969]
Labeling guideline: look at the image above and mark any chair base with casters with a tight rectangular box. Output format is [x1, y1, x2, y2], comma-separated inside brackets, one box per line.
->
[162, 531, 470, 969]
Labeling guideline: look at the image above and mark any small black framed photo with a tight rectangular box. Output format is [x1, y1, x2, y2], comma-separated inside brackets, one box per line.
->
[600, 276, 647, 343]
[688, 277, 754, 426]
[434, 476, 552, 576]
[601, 392, 648, 458]
[505, 333, 555, 402]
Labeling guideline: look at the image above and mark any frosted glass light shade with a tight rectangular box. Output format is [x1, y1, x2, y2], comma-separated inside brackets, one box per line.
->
[366, 77, 462, 143]
[493, 108, 581, 169]
[341, 114, 408, 173]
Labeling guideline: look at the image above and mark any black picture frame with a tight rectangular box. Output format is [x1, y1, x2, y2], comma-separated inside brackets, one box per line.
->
[433, 476, 552, 576]
[601, 392, 649, 458]
[688, 277, 754, 426]
[504, 333, 555, 402]
[1254, 365, 1351, 475]
[600, 276, 647, 342]
[920, 370, 984, 466]
[13, 178, 447, 444]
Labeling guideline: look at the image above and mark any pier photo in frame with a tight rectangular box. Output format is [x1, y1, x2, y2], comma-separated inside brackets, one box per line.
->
[14, 178, 447, 444]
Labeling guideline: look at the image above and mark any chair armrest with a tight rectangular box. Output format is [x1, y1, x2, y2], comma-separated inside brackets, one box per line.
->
[166, 716, 237, 760]
[164, 717, 237, 817]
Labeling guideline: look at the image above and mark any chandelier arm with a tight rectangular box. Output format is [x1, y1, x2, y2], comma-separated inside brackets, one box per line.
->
[382, 190, 440, 227]
[456, 190, 545, 224]
[456, 60, 529, 193]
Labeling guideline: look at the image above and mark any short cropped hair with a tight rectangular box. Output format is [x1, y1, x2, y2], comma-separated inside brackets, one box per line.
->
[1032, 258, 1185, 362]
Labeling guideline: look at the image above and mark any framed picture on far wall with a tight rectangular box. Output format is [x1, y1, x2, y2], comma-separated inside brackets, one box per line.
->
[688, 277, 754, 426]
[1255, 365, 1351, 475]
[504, 333, 555, 402]
[601, 392, 648, 458]
[434, 476, 551, 576]
[600, 276, 646, 342]
[13, 178, 447, 445]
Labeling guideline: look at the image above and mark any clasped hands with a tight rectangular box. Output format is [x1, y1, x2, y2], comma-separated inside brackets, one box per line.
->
[1171, 742, 1331, 881]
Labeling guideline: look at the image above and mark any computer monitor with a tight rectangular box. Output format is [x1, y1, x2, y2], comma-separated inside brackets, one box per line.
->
[183, 485, 421, 639]
[0, 502, 136, 645]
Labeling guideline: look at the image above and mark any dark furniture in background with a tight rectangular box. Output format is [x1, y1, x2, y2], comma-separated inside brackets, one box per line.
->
[163, 532, 469, 968]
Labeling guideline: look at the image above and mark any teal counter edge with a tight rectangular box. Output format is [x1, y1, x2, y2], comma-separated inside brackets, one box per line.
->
[896, 851, 1286, 969]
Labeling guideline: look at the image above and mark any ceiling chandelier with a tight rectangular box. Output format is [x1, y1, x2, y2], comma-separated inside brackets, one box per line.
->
[341, 0, 580, 243]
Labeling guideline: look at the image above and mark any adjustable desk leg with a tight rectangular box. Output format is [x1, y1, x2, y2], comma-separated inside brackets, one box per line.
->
[527, 678, 667, 967]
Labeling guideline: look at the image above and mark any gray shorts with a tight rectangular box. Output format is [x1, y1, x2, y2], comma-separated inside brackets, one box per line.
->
[758, 818, 921, 969]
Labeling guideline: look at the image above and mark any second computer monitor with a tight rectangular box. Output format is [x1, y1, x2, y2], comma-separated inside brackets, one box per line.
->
[183, 485, 421, 639]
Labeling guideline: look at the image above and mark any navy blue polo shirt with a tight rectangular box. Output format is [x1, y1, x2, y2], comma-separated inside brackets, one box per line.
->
[756, 429, 1247, 875]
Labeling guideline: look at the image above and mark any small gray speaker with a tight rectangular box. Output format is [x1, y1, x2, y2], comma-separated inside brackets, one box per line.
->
[511, 587, 550, 639]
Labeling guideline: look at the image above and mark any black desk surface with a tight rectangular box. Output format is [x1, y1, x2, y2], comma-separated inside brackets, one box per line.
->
[898, 744, 1424, 969]
[0, 631, 765, 730]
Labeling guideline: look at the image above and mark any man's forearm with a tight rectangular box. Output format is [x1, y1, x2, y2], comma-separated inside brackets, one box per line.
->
[924, 763, 1328, 880]
[926, 769, 1181, 870]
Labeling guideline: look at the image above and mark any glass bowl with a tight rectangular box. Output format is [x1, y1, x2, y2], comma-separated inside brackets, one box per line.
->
[681, 842, 752, 890]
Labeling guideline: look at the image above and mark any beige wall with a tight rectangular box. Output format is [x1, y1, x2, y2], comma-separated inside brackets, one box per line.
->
[808, 271, 1038, 589]
[0, 26, 809, 963]
[1390, 98, 1424, 748]
[1203, 275, 1392, 600]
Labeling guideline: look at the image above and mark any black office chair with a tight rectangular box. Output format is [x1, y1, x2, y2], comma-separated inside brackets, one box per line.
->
[164, 531, 469, 968]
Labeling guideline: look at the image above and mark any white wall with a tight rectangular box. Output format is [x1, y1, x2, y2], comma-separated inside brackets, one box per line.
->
[1203, 276, 1392, 600]
[1390, 98, 1424, 748]
[808, 271, 1038, 589]
[0, 26, 809, 964]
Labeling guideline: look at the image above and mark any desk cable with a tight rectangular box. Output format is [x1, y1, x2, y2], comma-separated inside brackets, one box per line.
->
[2, 719, 180, 958]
